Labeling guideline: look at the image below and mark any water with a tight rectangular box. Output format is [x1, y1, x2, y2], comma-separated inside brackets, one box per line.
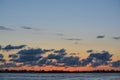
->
[0, 73, 120, 80]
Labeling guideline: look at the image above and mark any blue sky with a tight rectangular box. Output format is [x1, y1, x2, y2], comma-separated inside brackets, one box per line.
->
[0, 0, 120, 53]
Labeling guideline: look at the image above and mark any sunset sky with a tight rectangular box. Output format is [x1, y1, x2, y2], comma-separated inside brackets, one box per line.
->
[0, 0, 120, 71]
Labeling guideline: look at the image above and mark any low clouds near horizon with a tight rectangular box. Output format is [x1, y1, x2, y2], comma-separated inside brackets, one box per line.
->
[0, 44, 120, 69]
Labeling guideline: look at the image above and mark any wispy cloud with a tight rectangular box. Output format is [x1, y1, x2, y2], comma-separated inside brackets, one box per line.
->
[63, 38, 82, 45]
[21, 26, 32, 30]
[65, 38, 82, 41]
[113, 36, 120, 40]
[56, 33, 64, 36]
[21, 26, 41, 31]
[0, 26, 13, 31]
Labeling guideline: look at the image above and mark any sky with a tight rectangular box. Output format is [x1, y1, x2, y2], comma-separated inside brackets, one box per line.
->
[0, 0, 120, 71]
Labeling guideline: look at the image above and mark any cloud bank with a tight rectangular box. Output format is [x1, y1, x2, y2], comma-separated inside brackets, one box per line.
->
[0, 45, 120, 69]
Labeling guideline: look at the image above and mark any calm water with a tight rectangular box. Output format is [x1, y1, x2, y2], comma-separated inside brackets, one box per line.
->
[0, 73, 120, 80]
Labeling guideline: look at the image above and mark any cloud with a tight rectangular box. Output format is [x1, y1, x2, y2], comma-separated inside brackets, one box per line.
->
[47, 49, 81, 66]
[56, 33, 64, 36]
[0, 26, 13, 31]
[96, 35, 105, 38]
[0, 54, 5, 63]
[65, 38, 82, 41]
[43, 49, 55, 52]
[86, 50, 93, 53]
[81, 57, 93, 66]
[21, 26, 32, 29]
[0, 63, 17, 68]
[54, 49, 66, 54]
[60, 56, 80, 66]
[38, 58, 48, 66]
[64, 38, 82, 45]
[0, 45, 2, 50]
[47, 53, 63, 60]
[112, 60, 120, 67]
[17, 48, 52, 55]
[2, 45, 26, 51]
[0, 47, 118, 68]
[81, 51, 112, 67]
[113, 36, 120, 40]
[0, 54, 3, 59]
[9, 54, 18, 59]
[9, 49, 114, 67]
[89, 51, 112, 67]
[10, 48, 52, 66]
[48, 49, 67, 61]
[46, 59, 57, 66]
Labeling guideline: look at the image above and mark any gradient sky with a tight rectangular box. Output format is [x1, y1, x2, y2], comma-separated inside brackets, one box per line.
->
[0, 0, 120, 71]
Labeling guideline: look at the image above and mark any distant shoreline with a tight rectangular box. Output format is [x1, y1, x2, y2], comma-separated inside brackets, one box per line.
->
[0, 70, 120, 73]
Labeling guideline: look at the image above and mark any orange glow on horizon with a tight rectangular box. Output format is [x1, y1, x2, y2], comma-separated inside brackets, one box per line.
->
[2, 65, 120, 71]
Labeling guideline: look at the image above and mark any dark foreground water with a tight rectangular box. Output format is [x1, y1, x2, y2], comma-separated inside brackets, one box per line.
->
[0, 73, 120, 80]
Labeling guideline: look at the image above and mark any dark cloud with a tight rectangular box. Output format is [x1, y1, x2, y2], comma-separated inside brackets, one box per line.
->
[112, 60, 120, 67]
[8, 49, 114, 67]
[89, 51, 112, 67]
[21, 26, 32, 29]
[2, 45, 26, 51]
[0, 47, 118, 68]
[0, 45, 2, 50]
[47, 49, 67, 61]
[0, 26, 13, 31]
[113, 36, 120, 40]
[86, 50, 93, 53]
[81, 51, 112, 67]
[0, 63, 17, 68]
[10, 48, 51, 66]
[96, 35, 105, 38]
[54, 49, 66, 55]
[90, 51, 112, 61]
[17, 48, 49, 55]
[46, 60, 57, 66]
[47, 54, 63, 60]
[61, 56, 80, 66]
[38, 58, 48, 66]
[9, 54, 18, 59]
[81, 58, 92, 66]
[0, 54, 3, 59]
[47, 49, 81, 66]
[43, 49, 55, 52]
[0, 54, 5, 62]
